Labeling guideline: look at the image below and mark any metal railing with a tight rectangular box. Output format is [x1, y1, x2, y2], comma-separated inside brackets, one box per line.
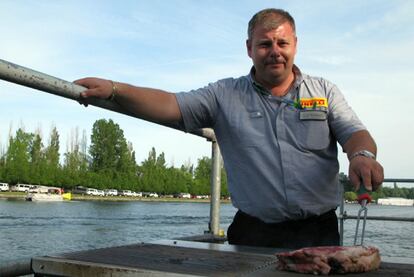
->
[0, 58, 225, 276]
[339, 178, 414, 246]
[0, 58, 223, 236]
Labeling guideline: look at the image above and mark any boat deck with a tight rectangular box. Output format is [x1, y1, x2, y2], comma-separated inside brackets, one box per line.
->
[31, 239, 414, 276]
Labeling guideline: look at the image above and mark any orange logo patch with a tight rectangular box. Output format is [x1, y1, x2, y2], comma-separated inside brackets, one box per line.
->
[300, 98, 328, 108]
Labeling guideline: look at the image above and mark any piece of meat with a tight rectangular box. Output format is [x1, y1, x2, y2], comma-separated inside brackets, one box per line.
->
[276, 245, 381, 275]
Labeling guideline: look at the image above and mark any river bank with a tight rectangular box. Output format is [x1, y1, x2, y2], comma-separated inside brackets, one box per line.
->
[0, 191, 231, 203]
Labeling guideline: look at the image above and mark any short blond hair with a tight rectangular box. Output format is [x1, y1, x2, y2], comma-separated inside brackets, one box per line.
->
[248, 8, 296, 39]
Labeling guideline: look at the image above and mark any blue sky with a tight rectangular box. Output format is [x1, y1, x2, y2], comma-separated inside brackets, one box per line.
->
[0, 1, 413, 181]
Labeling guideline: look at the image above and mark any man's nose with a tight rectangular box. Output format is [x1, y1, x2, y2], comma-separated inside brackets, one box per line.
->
[270, 42, 281, 56]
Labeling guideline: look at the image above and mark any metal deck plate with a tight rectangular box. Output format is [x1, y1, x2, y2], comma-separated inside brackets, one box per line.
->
[31, 240, 414, 276]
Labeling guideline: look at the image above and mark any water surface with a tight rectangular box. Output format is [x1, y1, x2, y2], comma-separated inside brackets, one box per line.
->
[1, 199, 413, 264]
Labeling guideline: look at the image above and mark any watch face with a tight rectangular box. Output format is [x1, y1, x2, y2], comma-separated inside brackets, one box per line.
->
[361, 150, 375, 158]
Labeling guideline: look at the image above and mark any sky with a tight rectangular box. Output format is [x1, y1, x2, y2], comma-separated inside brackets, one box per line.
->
[0, 0, 413, 184]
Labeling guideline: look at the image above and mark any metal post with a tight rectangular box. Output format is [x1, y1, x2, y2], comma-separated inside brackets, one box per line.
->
[209, 140, 222, 236]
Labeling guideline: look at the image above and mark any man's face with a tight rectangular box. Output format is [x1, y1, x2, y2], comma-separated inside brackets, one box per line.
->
[247, 22, 297, 87]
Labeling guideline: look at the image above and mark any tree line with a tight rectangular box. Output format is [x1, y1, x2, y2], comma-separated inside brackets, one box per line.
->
[0, 119, 228, 196]
[0, 118, 411, 200]
[340, 173, 414, 202]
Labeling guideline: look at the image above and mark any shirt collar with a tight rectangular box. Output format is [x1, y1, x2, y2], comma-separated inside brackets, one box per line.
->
[248, 65, 303, 96]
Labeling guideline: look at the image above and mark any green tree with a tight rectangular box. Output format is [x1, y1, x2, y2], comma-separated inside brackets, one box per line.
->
[62, 128, 89, 188]
[339, 172, 353, 192]
[220, 165, 229, 197]
[164, 166, 192, 194]
[139, 147, 167, 193]
[193, 156, 212, 195]
[192, 156, 228, 196]
[89, 119, 137, 187]
[344, 191, 357, 202]
[0, 144, 5, 180]
[30, 133, 44, 185]
[4, 128, 34, 183]
[43, 126, 61, 185]
[90, 119, 132, 171]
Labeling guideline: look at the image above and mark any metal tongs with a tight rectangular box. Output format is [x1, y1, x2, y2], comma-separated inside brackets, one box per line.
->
[354, 185, 372, 245]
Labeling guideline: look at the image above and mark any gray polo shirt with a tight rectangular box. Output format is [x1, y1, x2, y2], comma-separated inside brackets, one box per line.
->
[176, 66, 365, 223]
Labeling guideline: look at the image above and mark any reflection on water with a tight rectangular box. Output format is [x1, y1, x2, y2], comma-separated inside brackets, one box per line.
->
[0, 199, 413, 263]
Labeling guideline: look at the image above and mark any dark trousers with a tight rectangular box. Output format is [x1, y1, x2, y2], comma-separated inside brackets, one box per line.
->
[227, 209, 340, 249]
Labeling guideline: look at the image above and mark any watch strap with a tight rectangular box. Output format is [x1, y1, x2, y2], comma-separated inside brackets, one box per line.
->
[350, 150, 376, 160]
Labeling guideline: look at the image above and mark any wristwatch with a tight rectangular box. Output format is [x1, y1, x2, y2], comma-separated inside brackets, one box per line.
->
[349, 150, 376, 160]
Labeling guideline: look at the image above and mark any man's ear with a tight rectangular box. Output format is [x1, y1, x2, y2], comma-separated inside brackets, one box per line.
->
[246, 39, 252, 58]
[294, 36, 298, 55]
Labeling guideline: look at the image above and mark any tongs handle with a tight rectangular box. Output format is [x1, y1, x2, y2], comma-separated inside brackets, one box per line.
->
[354, 185, 371, 245]
[357, 185, 372, 205]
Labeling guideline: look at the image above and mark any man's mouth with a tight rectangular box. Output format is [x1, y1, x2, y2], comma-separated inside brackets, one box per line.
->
[265, 59, 285, 66]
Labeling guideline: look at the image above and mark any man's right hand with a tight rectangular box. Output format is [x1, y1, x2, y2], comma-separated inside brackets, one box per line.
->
[75, 77, 114, 100]
[74, 77, 182, 124]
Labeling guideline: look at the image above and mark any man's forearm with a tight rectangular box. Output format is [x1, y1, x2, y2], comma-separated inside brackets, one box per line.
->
[113, 82, 182, 124]
[343, 130, 377, 160]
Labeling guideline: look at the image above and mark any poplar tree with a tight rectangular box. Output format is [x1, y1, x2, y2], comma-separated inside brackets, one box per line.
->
[43, 126, 60, 185]
[30, 133, 44, 185]
[62, 128, 89, 188]
[4, 128, 33, 183]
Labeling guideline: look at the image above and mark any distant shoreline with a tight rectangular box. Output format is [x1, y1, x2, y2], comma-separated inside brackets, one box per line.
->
[0, 192, 231, 204]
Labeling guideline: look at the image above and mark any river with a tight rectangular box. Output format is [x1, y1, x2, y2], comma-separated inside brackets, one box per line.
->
[0, 198, 413, 264]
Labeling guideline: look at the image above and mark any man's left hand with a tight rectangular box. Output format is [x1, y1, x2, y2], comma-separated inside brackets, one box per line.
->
[348, 156, 384, 191]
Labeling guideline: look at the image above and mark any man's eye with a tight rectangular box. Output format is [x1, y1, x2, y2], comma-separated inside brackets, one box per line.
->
[259, 42, 272, 47]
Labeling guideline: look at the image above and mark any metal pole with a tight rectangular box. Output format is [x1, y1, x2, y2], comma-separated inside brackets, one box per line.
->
[0, 58, 216, 141]
[339, 187, 344, 246]
[209, 140, 222, 236]
[338, 215, 414, 222]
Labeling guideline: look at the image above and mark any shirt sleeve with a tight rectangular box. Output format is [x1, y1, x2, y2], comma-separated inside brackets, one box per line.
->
[327, 82, 366, 146]
[175, 79, 228, 132]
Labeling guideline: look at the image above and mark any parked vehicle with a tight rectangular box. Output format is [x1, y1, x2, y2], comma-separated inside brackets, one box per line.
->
[86, 188, 99, 196]
[143, 192, 159, 198]
[96, 189, 105, 196]
[72, 186, 88, 195]
[104, 189, 118, 196]
[133, 191, 143, 197]
[119, 190, 133, 197]
[12, 184, 33, 192]
[0, 183, 9, 192]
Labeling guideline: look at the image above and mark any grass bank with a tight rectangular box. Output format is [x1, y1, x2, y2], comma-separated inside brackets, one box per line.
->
[0, 192, 231, 204]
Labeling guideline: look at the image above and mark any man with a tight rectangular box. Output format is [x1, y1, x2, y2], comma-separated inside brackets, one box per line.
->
[76, 8, 383, 249]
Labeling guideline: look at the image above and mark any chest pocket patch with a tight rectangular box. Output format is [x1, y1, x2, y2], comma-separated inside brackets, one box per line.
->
[284, 108, 330, 150]
[235, 110, 266, 147]
[299, 110, 327, 121]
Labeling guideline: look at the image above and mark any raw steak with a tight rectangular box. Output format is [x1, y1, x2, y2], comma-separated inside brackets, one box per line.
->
[276, 245, 381, 275]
